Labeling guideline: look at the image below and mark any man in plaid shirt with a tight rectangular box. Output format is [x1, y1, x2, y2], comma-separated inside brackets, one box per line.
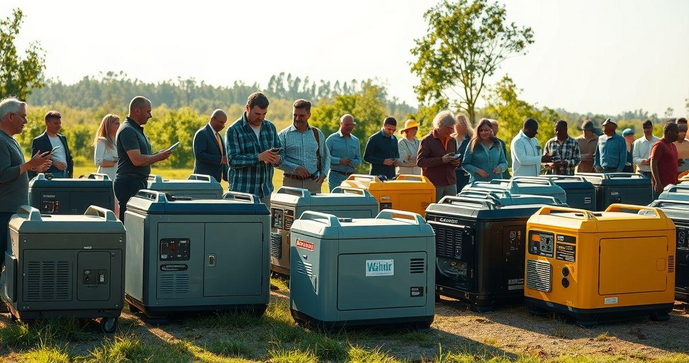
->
[543, 120, 581, 175]
[225, 92, 282, 205]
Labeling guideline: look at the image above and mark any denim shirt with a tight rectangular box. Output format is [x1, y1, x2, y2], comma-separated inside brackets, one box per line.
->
[462, 140, 508, 182]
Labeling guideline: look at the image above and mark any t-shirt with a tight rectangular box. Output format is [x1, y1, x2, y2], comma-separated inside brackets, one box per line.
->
[250, 124, 261, 139]
[116, 117, 153, 177]
[48, 135, 67, 165]
[0, 130, 29, 212]
[650, 138, 678, 188]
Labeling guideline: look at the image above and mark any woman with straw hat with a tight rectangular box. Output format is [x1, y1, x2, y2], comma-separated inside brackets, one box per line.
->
[397, 119, 422, 175]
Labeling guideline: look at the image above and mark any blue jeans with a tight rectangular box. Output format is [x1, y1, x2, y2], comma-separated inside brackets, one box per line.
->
[49, 170, 68, 178]
[328, 170, 350, 193]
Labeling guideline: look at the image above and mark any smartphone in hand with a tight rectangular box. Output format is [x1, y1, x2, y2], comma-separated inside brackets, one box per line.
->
[270, 147, 283, 153]
[50, 145, 62, 155]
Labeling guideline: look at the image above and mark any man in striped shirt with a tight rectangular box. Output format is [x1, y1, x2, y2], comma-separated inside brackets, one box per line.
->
[225, 92, 282, 205]
[543, 120, 581, 175]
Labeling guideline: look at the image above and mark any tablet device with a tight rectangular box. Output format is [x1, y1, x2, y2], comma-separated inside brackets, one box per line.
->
[165, 141, 180, 152]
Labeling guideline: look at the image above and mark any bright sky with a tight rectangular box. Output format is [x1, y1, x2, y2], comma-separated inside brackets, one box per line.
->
[2, 0, 688, 117]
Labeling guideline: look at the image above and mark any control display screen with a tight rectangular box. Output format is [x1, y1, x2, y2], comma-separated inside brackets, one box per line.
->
[160, 238, 190, 261]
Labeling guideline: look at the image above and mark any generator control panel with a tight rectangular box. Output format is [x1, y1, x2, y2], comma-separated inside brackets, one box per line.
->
[528, 231, 554, 258]
[41, 199, 60, 213]
[160, 238, 190, 261]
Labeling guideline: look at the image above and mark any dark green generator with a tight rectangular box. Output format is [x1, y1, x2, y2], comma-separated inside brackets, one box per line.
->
[289, 210, 435, 329]
[463, 178, 567, 205]
[124, 190, 270, 320]
[146, 174, 224, 199]
[579, 172, 652, 210]
[29, 173, 114, 215]
[534, 175, 597, 210]
[2, 205, 125, 332]
[425, 190, 564, 312]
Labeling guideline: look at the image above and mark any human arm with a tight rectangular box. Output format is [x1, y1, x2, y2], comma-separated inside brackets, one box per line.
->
[276, 130, 301, 173]
[1, 147, 51, 182]
[593, 142, 601, 171]
[397, 140, 416, 167]
[416, 139, 445, 168]
[319, 129, 330, 175]
[64, 137, 74, 177]
[497, 144, 508, 172]
[363, 136, 385, 165]
[649, 143, 663, 193]
[617, 139, 627, 172]
[225, 126, 279, 168]
[325, 136, 340, 165]
[632, 140, 645, 165]
[567, 140, 581, 168]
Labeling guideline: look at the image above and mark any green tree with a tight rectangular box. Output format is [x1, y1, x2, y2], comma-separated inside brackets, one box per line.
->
[1, 9, 46, 100]
[410, 0, 534, 123]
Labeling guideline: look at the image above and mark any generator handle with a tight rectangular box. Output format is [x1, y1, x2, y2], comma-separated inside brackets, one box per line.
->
[537, 205, 593, 220]
[510, 177, 557, 187]
[222, 191, 259, 204]
[86, 173, 111, 181]
[298, 211, 341, 227]
[650, 200, 689, 209]
[16, 205, 42, 221]
[395, 174, 427, 182]
[147, 174, 163, 183]
[84, 205, 118, 221]
[188, 174, 213, 183]
[134, 189, 165, 202]
[605, 204, 663, 218]
[661, 184, 689, 194]
[330, 186, 372, 198]
[275, 186, 311, 199]
[439, 195, 499, 209]
[604, 172, 645, 180]
[376, 209, 425, 225]
[345, 174, 380, 182]
[541, 175, 586, 182]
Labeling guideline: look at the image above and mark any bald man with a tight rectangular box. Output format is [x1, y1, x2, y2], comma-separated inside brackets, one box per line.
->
[193, 109, 228, 182]
[326, 114, 361, 191]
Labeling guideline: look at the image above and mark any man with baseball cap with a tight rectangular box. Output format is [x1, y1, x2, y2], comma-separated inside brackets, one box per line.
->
[622, 128, 635, 172]
[632, 119, 660, 179]
[576, 120, 598, 173]
[594, 118, 627, 173]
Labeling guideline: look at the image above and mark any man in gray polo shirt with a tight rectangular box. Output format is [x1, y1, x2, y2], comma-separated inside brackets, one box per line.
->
[114, 96, 171, 220]
[0, 97, 51, 274]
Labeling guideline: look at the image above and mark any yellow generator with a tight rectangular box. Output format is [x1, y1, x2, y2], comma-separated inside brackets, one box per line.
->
[524, 204, 676, 327]
[340, 174, 435, 216]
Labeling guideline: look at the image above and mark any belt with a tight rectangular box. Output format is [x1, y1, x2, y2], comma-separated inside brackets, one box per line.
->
[284, 173, 314, 180]
[331, 170, 354, 176]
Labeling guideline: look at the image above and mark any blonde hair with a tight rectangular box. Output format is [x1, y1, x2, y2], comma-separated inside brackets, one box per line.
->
[92, 114, 120, 148]
[454, 114, 474, 138]
[469, 118, 499, 152]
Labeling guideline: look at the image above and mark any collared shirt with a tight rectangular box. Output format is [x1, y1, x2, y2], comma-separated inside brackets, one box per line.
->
[543, 136, 581, 175]
[278, 123, 330, 177]
[397, 137, 422, 175]
[0, 129, 29, 212]
[225, 113, 281, 198]
[594, 133, 627, 172]
[364, 130, 400, 179]
[511, 130, 542, 177]
[326, 131, 361, 174]
[116, 117, 153, 177]
[650, 138, 679, 187]
[576, 135, 598, 173]
[632, 135, 661, 172]
[462, 140, 507, 182]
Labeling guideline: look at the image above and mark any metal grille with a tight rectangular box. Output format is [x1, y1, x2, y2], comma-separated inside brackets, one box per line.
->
[431, 224, 463, 259]
[669, 255, 675, 273]
[295, 259, 313, 278]
[526, 259, 552, 292]
[26, 260, 70, 302]
[270, 233, 282, 259]
[159, 274, 190, 295]
[410, 258, 425, 274]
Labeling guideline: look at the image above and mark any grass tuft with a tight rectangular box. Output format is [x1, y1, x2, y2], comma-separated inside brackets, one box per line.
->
[87, 334, 151, 362]
[267, 347, 318, 363]
[205, 339, 253, 358]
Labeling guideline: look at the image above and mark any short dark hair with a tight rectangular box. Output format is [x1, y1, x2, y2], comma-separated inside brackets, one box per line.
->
[524, 118, 538, 129]
[383, 117, 397, 126]
[677, 117, 688, 125]
[664, 121, 679, 133]
[555, 120, 567, 128]
[643, 119, 653, 128]
[293, 99, 311, 113]
[247, 92, 269, 110]
[44, 111, 61, 122]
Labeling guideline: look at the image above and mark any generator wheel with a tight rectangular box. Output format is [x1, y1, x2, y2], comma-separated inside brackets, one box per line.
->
[128, 303, 140, 314]
[100, 317, 118, 333]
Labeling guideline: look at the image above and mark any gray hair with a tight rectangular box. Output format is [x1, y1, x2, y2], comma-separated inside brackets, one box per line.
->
[340, 114, 354, 123]
[433, 110, 456, 129]
[0, 97, 26, 121]
[211, 109, 227, 119]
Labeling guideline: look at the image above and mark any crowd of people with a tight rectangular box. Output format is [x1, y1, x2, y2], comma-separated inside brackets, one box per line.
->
[1, 94, 688, 265]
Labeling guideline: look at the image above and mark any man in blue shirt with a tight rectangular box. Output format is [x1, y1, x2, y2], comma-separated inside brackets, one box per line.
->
[326, 114, 361, 192]
[364, 117, 400, 179]
[594, 118, 627, 173]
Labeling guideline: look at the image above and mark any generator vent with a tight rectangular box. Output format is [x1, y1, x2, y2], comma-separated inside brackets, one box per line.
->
[26, 260, 71, 301]
[526, 259, 552, 292]
[432, 224, 463, 259]
[295, 260, 313, 278]
[410, 258, 425, 274]
[159, 274, 190, 295]
[270, 233, 282, 259]
[669, 255, 675, 273]
[284, 215, 294, 230]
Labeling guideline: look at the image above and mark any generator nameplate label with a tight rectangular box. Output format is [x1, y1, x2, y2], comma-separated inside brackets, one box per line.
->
[604, 297, 618, 305]
[365, 259, 394, 276]
[556, 244, 576, 262]
[557, 235, 577, 244]
[161, 264, 188, 271]
[295, 239, 314, 251]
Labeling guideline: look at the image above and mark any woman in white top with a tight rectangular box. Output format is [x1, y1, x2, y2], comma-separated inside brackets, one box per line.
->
[397, 119, 422, 175]
[93, 114, 120, 180]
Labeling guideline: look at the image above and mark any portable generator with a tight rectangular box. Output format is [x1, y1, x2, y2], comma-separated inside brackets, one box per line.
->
[289, 210, 435, 329]
[425, 189, 564, 311]
[463, 178, 567, 204]
[3, 205, 125, 332]
[124, 190, 270, 320]
[340, 174, 435, 215]
[146, 174, 224, 199]
[524, 175, 597, 210]
[578, 173, 652, 210]
[269, 186, 378, 275]
[524, 204, 676, 327]
[28, 173, 114, 215]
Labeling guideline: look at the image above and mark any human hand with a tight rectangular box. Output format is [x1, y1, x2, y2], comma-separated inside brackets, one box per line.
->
[27, 150, 52, 170]
[383, 158, 394, 166]
[394, 160, 400, 167]
[492, 167, 501, 174]
[476, 169, 489, 178]
[541, 155, 553, 162]
[295, 166, 310, 179]
[36, 160, 52, 173]
[221, 156, 227, 165]
[451, 158, 461, 167]
[653, 181, 664, 194]
[339, 158, 351, 166]
[641, 159, 650, 166]
[53, 161, 67, 171]
[441, 153, 454, 163]
[259, 149, 280, 164]
[156, 149, 172, 161]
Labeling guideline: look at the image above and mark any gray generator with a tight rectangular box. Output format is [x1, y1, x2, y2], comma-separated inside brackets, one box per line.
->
[29, 173, 114, 215]
[289, 210, 435, 329]
[270, 186, 379, 275]
[124, 190, 270, 320]
[146, 174, 224, 199]
[3, 205, 125, 332]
